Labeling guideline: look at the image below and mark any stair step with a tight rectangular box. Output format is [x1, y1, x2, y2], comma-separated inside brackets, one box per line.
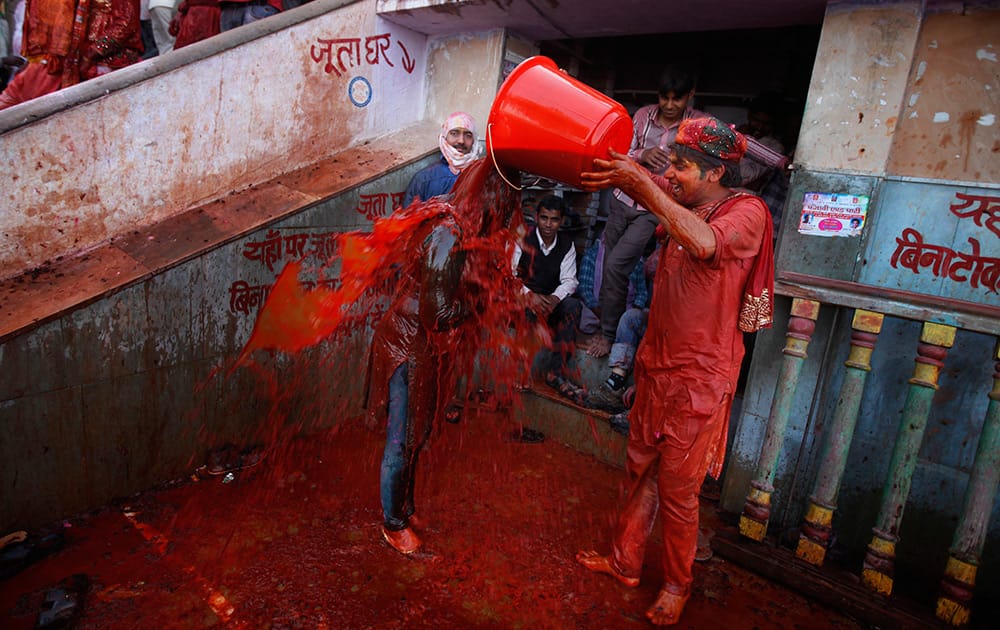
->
[513, 385, 626, 468]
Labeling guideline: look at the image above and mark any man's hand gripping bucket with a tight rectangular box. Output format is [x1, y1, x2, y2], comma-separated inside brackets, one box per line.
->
[486, 56, 633, 190]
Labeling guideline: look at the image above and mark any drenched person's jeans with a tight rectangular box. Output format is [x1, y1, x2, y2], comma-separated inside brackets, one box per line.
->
[380, 362, 430, 531]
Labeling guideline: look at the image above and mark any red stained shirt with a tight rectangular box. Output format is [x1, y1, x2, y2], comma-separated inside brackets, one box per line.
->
[630, 192, 770, 478]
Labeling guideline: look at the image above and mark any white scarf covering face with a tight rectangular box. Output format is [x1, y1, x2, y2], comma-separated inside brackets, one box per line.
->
[439, 112, 481, 172]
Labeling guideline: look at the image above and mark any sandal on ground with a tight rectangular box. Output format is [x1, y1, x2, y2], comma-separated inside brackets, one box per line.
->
[37, 573, 88, 628]
[507, 427, 545, 443]
[544, 374, 586, 405]
[204, 444, 265, 476]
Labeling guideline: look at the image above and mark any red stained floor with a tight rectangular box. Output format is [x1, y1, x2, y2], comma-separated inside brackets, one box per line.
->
[1, 408, 862, 629]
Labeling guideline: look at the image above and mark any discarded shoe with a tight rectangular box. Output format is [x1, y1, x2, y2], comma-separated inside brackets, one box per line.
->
[608, 412, 630, 436]
[508, 427, 545, 443]
[37, 573, 88, 628]
[585, 382, 627, 414]
[381, 525, 421, 555]
[204, 444, 264, 476]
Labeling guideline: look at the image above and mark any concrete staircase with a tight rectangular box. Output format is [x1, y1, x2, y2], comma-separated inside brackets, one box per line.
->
[514, 346, 628, 469]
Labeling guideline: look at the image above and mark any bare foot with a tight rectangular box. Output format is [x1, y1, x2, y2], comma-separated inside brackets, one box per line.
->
[645, 588, 689, 626]
[575, 550, 639, 588]
[586, 336, 612, 358]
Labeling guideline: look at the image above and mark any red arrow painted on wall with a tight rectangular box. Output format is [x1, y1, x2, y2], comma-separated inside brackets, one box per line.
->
[398, 42, 415, 74]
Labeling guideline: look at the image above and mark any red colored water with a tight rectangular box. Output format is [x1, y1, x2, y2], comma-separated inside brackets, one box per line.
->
[237, 158, 547, 409]
[0, 411, 863, 629]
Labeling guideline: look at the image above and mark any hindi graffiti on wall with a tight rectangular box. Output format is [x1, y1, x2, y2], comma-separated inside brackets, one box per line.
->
[228, 191, 405, 315]
[889, 191, 1000, 294]
[948, 192, 1000, 240]
[310, 33, 416, 77]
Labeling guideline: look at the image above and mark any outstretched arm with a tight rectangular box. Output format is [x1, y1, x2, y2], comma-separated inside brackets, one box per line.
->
[581, 151, 717, 259]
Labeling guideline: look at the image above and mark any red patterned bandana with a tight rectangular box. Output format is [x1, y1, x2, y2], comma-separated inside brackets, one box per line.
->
[675, 116, 747, 162]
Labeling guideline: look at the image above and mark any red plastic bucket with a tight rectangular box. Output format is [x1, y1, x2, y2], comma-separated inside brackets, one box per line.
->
[487, 56, 633, 189]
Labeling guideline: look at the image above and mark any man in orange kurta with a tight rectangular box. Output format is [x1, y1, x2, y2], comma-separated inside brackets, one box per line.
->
[576, 116, 774, 626]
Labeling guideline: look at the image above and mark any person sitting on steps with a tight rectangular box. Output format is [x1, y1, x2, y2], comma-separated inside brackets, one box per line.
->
[584, 242, 658, 413]
[513, 194, 586, 405]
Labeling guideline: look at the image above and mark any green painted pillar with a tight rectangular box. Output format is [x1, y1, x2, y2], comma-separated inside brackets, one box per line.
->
[797, 309, 884, 566]
[862, 322, 956, 596]
[936, 340, 1000, 627]
[740, 298, 821, 542]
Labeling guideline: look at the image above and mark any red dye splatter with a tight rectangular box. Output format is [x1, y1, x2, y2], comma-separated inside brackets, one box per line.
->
[237, 158, 550, 413]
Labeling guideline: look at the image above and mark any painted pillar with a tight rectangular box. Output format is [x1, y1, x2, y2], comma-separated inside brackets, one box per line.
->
[740, 298, 821, 541]
[936, 340, 1000, 627]
[862, 322, 957, 596]
[797, 309, 884, 565]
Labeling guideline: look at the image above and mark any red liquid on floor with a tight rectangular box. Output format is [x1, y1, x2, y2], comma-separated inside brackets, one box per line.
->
[0, 413, 862, 629]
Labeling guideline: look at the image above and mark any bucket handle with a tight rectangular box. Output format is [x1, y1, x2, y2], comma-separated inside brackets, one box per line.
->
[486, 123, 523, 191]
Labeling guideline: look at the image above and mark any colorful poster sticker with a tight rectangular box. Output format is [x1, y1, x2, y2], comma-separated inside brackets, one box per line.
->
[798, 192, 870, 237]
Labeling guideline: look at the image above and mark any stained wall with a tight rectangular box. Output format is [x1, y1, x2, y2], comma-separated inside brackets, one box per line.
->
[0, 0, 507, 531]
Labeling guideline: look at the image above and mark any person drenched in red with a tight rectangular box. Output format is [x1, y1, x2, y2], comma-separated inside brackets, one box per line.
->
[575, 116, 774, 625]
[371, 160, 525, 556]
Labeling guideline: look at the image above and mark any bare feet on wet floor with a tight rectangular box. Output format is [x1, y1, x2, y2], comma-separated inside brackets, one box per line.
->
[646, 587, 689, 626]
[586, 335, 612, 358]
[574, 550, 639, 588]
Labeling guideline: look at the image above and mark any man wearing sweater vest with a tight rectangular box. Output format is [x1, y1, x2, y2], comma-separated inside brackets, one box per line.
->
[513, 195, 585, 405]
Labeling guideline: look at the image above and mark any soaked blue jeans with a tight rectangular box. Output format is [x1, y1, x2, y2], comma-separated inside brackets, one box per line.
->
[609, 307, 648, 373]
[380, 363, 429, 531]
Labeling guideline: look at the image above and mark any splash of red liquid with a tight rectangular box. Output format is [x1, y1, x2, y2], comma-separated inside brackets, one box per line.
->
[236, 207, 445, 363]
[237, 159, 549, 406]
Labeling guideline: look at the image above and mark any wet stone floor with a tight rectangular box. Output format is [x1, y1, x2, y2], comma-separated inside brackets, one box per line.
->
[1, 408, 864, 629]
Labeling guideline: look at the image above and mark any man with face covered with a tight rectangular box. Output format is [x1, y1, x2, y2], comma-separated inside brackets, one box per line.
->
[575, 117, 774, 626]
[403, 111, 482, 208]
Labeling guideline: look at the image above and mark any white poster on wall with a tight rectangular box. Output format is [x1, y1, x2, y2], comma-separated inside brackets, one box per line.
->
[798, 192, 870, 237]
